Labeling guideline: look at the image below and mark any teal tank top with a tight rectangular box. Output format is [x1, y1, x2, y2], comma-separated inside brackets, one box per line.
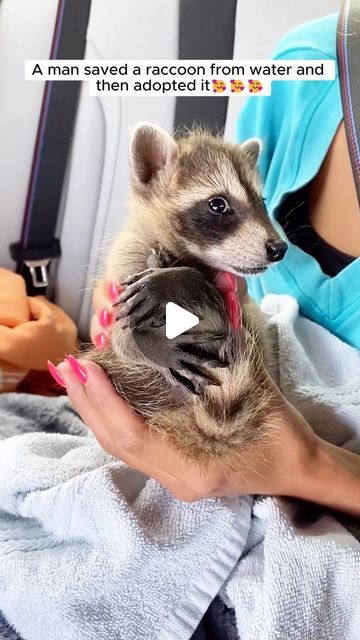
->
[236, 13, 360, 350]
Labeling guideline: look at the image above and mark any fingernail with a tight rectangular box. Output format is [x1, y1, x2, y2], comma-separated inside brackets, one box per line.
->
[224, 272, 238, 292]
[95, 332, 108, 351]
[106, 282, 122, 303]
[227, 292, 242, 330]
[99, 308, 112, 329]
[66, 355, 88, 384]
[214, 271, 238, 293]
[47, 360, 67, 388]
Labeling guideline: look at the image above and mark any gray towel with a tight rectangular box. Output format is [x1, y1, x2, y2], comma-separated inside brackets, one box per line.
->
[0, 294, 360, 640]
[221, 295, 360, 640]
[0, 404, 251, 640]
[0, 393, 87, 440]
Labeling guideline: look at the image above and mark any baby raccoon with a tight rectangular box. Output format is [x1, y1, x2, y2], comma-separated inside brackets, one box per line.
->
[89, 124, 287, 465]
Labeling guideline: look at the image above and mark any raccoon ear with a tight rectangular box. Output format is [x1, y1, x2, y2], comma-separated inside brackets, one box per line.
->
[239, 138, 262, 169]
[130, 123, 178, 187]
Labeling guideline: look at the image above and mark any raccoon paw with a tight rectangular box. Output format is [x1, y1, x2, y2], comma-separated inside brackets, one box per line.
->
[169, 365, 221, 395]
[115, 268, 166, 330]
[173, 333, 230, 369]
[114, 266, 231, 394]
[134, 329, 226, 394]
[167, 333, 231, 394]
[116, 266, 198, 330]
[120, 248, 175, 290]
[120, 268, 158, 289]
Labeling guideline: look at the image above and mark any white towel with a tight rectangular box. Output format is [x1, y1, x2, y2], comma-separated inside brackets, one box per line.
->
[0, 432, 251, 640]
[0, 294, 359, 640]
[222, 295, 360, 640]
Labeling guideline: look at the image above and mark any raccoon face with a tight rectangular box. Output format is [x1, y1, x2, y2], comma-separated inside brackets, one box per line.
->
[130, 123, 287, 276]
[175, 188, 287, 276]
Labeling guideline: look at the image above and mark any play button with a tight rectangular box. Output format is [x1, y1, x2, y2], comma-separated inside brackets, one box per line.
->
[165, 302, 199, 339]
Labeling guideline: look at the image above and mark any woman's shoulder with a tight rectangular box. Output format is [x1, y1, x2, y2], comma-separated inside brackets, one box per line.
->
[272, 12, 338, 60]
[236, 12, 342, 198]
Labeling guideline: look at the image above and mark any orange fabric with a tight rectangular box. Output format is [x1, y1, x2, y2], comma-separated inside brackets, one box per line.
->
[0, 268, 77, 392]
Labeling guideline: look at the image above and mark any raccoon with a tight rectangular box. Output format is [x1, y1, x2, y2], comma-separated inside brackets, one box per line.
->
[89, 124, 287, 466]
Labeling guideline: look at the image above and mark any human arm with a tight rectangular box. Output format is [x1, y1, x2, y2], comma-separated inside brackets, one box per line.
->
[53, 284, 360, 517]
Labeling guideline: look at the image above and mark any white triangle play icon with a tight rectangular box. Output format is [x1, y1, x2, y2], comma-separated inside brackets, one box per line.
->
[165, 302, 199, 339]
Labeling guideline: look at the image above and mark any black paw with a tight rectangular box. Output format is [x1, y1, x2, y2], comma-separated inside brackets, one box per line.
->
[168, 332, 230, 394]
[115, 266, 230, 395]
[116, 266, 209, 331]
[116, 268, 167, 330]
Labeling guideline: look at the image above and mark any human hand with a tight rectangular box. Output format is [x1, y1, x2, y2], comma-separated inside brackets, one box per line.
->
[89, 282, 122, 351]
[56, 352, 360, 517]
[56, 354, 321, 501]
[46, 278, 323, 502]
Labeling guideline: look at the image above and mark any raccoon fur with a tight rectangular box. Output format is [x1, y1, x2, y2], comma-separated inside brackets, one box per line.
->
[87, 124, 287, 466]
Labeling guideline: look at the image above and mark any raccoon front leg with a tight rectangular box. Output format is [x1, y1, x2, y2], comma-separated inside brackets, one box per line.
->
[117, 266, 217, 330]
[114, 266, 234, 395]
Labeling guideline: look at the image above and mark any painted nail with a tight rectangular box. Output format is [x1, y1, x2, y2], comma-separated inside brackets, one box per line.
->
[214, 271, 238, 293]
[227, 292, 242, 330]
[99, 308, 112, 329]
[95, 332, 108, 351]
[106, 282, 122, 303]
[224, 272, 238, 292]
[47, 360, 67, 388]
[66, 355, 88, 384]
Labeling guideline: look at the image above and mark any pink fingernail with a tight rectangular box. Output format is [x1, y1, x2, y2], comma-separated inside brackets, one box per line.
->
[106, 282, 122, 303]
[227, 292, 242, 330]
[47, 361, 67, 388]
[99, 308, 112, 329]
[224, 272, 238, 292]
[214, 271, 238, 293]
[95, 332, 108, 351]
[66, 355, 88, 384]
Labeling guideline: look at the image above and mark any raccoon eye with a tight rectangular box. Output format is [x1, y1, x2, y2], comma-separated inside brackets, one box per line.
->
[208, 197, 231, 214]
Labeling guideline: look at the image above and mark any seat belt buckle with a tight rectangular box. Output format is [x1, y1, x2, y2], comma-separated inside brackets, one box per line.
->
[9, 239, 61, 290]
[23, 259, 51, 289]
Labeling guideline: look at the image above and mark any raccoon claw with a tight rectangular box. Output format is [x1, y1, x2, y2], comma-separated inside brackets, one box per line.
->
[116, 272, 163, 329]
[118, 297, 165, 330]
[117, 273, 166, 329]
[119, 269, 156, 290]
[169, 365, 220, 396]
[176, 339, 229, 369]
[118, 268, 170, 307]
[117, 292, 146, 320]
[170, 342, 225, 394]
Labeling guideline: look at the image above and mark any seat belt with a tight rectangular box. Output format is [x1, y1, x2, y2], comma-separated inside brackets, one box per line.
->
[337, 0, 360, 205]
[10, 0, 92, 297]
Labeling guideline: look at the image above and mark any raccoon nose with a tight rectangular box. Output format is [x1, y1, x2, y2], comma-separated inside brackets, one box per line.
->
[265, 239, 288, 262]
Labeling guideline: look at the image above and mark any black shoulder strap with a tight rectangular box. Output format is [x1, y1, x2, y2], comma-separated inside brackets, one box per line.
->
[10, 0, 92, 296]
[337, 0, 360, 206]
